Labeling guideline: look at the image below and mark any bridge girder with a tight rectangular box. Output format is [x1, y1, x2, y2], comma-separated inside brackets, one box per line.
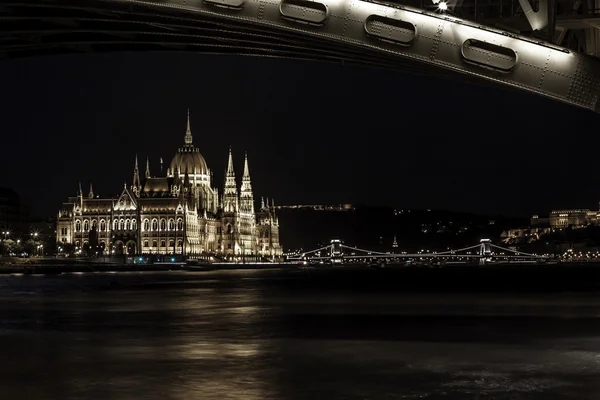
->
[2, 0, 600, 112]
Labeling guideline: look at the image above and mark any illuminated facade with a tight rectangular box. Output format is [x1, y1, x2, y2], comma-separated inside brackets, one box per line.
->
[56, 111, 282, 260]
[549, 209, 596, 228]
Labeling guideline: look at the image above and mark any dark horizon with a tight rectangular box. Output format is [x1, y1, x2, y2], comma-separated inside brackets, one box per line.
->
[1, 52, 599, 219]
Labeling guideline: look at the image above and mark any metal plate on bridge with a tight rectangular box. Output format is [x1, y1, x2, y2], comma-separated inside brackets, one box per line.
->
[204, 0, 246, 10]
[279, 0, 329, 26]
[461, 39, 518, 72]
[364, 15, 416, 46]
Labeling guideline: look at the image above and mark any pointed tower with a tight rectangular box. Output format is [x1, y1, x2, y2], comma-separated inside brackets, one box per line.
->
[240, 151, 254, 214]
[223, 147, 238, 213]
[392, 235, 398, 248]
[183, 167, 190, 187]
[145, 157, 151, 179]
[185, 108, 193, 146]
[132, 155, 141, 195]
[271, 198, 277, 222]
[261, 196, 265, 211]
[77, 181, 83, 208]
[88, 182, 94, 199]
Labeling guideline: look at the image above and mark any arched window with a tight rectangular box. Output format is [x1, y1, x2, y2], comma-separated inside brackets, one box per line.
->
[226, 224, 233, 234]
[143, 240, 149, 247]
[91, 220, 97, 230]
[160, 240, 166, 247]
[160, 219, 166, 231]
[113, 219, 118, 231]
[99, 220, 106, 232]
[177, 219, 183, 230]
[152, 240, 158, 248]
[75, 240, 80, 247]
[83, 220, 89, 231]
[143, 219, 149, 231]
[131, 219, 137, 231]
[168, 219, 175, 230]
[169, 239, 175, 247]
[177, 240, 183, 248]
[124, 220, 129, 231]
[152, 219, 158, 231]
[118, 219, 123, 231]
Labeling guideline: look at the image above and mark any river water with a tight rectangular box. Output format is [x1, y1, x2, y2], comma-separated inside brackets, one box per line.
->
[0, 268, 599, 399]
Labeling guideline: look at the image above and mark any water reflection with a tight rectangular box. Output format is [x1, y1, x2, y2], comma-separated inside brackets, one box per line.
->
[0, 271, 599, 399]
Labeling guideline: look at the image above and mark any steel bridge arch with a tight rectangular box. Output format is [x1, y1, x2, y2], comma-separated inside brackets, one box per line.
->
[3, 0, 600, 112]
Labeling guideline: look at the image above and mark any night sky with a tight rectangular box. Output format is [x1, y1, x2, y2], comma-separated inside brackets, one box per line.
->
[0, 52, 598, 219]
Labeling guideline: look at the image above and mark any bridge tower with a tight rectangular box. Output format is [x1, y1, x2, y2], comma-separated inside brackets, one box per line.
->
[330, 239, 343, 264]
[479, 239, 492, 265]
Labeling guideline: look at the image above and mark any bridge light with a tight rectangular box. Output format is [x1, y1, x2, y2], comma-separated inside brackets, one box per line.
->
[438, 1, 448, 10]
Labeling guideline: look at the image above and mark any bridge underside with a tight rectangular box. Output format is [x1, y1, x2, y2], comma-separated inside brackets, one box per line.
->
[2, 0, 600, 112]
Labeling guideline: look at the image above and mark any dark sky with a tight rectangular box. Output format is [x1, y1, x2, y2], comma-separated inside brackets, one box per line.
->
[0, 52, 598, 219]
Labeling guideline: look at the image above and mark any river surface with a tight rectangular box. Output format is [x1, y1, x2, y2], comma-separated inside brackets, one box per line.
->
[0, 268, 599, 399]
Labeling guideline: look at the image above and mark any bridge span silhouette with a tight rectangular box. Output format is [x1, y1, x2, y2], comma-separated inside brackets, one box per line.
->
[3, 0, 600, 112]
[287, 239, 549, 265]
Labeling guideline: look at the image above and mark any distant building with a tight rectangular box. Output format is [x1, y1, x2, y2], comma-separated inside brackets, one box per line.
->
[549, 209, 591, 228]
[56, 111, 282, 259]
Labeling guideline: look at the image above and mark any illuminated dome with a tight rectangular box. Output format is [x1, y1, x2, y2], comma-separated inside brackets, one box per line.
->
[168, 109, 210, 177]
[170, 149, 208, 175]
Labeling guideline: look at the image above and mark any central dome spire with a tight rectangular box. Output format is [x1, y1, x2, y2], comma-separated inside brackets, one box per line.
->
[184, 108, 193, 146]
[168, 109, 209, 178]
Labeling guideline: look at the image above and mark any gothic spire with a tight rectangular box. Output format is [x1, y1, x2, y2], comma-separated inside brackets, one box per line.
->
[226, 146, 235, 178]
[223, 146, 238, 213]
[78, 181, 83, 197]
[145, 157, 151, 179]
[243, 151, 250, 179]
[261, 196, 265, 210]
[184, 108, 193, 145]
[183, 166, 190, 186]
[133, 154, 141, 189]
[240, 152, 254, 214]
[88, 182, 94, 199]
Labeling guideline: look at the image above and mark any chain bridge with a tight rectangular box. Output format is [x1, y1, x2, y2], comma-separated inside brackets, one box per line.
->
[2, 0, 600, 112]
[287, 238, 549, 265]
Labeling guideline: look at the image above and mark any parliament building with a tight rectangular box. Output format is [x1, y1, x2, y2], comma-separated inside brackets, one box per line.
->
[56, 111, 282, 260]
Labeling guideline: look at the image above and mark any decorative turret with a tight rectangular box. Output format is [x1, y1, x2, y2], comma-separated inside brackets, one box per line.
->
[145, 157, 151, 179]
[261, 196, 265, 211]
[240, 151, 254, 214]
[77, 181, 83, 208]
[88, 182, 94, 199]
[223, 146, 238, 213]
[271, 198, 277, 222]
[183, 167, 190, 187]
[132, 155, 141, 195]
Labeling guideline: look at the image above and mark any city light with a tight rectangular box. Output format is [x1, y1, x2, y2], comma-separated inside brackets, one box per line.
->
[438, 1, 448, 10]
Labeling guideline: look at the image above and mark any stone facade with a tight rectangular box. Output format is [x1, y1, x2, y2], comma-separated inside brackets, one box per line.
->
[56, 111, 282, 261]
